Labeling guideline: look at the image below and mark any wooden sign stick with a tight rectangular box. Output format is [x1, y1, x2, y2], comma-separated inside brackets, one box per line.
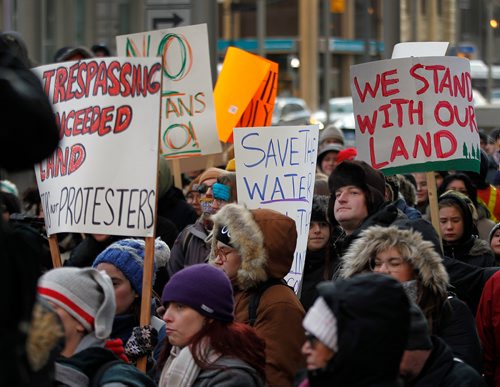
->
[48, 234, 62, 268]
[136, 235, 156, 372]
[426, 171, 443, 252]
[172, 158, 182, 189]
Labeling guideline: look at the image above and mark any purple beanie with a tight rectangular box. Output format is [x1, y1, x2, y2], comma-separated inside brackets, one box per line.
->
[161, 264, 234, 322]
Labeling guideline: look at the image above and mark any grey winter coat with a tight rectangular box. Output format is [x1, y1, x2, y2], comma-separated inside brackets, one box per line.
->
[193, 356, 265, 386]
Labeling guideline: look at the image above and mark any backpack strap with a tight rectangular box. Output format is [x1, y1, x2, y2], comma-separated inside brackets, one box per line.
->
[248, 278, 289, 327]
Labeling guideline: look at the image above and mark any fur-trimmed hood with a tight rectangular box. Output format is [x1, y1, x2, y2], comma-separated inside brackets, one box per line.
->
[209, 204, 297, 291]
[339, 225, 449, 298]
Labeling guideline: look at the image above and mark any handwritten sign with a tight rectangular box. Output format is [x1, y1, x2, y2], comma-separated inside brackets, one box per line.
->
[34, 57, 162, 237]
[350, 56, 480, 174]
[233, 125, 319, 292]
[214, 47, 278, 143]
[116, 24, 221, 158]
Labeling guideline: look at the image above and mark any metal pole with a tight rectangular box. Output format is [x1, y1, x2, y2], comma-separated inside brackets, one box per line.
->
[257, 0, 266, 58]
[411, 0, 418, 41]
[323, 0, 331, 123]
[364, 0, 371, 62]
[3, 0, 12, 30]
[382, 0, 400, 59]
[487, 0, 494, 103]
[192, 0, 218, 85]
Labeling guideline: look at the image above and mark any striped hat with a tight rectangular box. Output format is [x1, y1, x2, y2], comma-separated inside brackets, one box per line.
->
[303, 297, 338, 351]
[38, 267, 116, 339]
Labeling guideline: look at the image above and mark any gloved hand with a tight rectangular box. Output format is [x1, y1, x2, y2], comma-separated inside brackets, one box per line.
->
[105, 338, 129, 363]
[124, 325, 158, 362]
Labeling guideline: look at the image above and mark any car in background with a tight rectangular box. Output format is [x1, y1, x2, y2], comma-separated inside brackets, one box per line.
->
[272, 97, 312, 126]
[309, 96, 354, 129]
[490, 88, 500, 104]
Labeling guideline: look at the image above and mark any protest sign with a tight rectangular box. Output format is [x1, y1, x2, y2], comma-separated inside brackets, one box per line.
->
[233, 125, 319, 292]
[116, 24, 221, 158]
[350, 56, 480, 174]
[214, 47, 278, 143]
[34, 57, 162, 237]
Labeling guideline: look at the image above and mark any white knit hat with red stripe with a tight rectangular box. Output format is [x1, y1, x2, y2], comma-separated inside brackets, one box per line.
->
[38, 267, 116, 339]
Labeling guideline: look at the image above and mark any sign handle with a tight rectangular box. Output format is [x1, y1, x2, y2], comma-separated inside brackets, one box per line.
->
[48, 234, 62, 268]
[172, 159, 182, 189]
[426, 171, 443, 252]
[136, 235, 156, 372]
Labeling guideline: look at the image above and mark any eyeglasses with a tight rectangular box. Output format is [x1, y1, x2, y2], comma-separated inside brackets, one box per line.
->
[305, 332, 318, 347]
[369, 258, 407, 273]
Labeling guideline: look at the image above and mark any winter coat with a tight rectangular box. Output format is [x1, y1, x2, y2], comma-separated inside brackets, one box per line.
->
[55, 335, 155, 386]
[476, 271, 500, 386]
[339, 225, 482, 372]
[157, 186, 197, 237]
[443, 256, 498, 315]
[394, 197, 422, 220]
[65, 235, 122, 268]
[300, 248, 335, 312]
[443, 236, 496, 268]
[306, 274, 410, 387]
[210, 205, 305, 387]
[166, 219, 210, 278]
[408, 336, 484, 386]
[193, 356, 265, 387]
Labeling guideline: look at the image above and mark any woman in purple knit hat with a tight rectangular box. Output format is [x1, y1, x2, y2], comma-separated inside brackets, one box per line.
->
[158, 263, 266, 386]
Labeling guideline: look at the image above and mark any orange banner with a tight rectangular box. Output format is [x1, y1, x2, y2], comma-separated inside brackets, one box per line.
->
[214, 47, 278, 143]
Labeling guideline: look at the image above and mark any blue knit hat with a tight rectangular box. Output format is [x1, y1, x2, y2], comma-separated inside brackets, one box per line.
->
[161, 264, 234, 322]
[92, 238, 170, 295]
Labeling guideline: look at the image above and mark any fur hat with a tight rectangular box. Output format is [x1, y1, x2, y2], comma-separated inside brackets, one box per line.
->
[161, 264, 234, 322]
[406, 303, 433, 350]
[210, 204, 297, 290]
[311, 195, 329, 223]
[340, 225, 449, 299]
[329, 160, 386, 215]
[92, 238, 170, 295]
[38, 267, 116, 339]
[320, 124, 345, 146]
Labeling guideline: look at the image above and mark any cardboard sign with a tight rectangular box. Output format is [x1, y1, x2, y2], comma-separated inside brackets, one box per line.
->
[214, 47, 278, 143]
[116, 24, 221, 158]
[350, 56, 480, 174]
[392, 41, 449, 58]
[233, 125, 319, 292]
[34, 57, 162, 237]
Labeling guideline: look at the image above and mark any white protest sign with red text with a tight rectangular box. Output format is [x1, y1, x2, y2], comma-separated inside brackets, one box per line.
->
[350, 56, 480, 174]
[34, 57, 162, 237]
[233, 125, 319, 292]
[116, 24, 222, 159]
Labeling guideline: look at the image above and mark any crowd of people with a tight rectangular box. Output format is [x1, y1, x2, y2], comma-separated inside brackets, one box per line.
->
[4, 33, 500, 386]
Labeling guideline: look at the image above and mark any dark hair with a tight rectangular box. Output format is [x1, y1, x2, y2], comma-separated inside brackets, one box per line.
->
[438, 173, 477, 206]
[158, 320, 266, 380]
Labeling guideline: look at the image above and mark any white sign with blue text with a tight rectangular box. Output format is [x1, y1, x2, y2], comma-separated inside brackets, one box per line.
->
[233, 125, 319, 292]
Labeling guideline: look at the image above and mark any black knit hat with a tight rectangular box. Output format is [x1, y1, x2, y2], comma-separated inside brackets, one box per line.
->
[406, 303, 433, 350]
[329, 160, 386, 215]
[311, 195, 329, 223]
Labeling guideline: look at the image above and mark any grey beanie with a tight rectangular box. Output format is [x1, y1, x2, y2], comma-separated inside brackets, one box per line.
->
[320, 124, 345, 146]
[489, 223, 500, 243]
[406, 303, 433, 350]
[38, 267, 116, 339]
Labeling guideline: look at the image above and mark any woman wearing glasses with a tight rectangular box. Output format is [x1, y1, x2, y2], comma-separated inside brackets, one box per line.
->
[338, 225, 482, 372]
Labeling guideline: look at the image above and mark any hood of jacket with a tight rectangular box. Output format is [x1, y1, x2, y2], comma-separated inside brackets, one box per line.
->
[339, 225, 449, 299]
[210, 204, 297, 291]
[316, 273, 410, 385]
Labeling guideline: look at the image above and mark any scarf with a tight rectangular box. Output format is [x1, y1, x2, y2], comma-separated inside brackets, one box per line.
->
[159, 340, 221, 387]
